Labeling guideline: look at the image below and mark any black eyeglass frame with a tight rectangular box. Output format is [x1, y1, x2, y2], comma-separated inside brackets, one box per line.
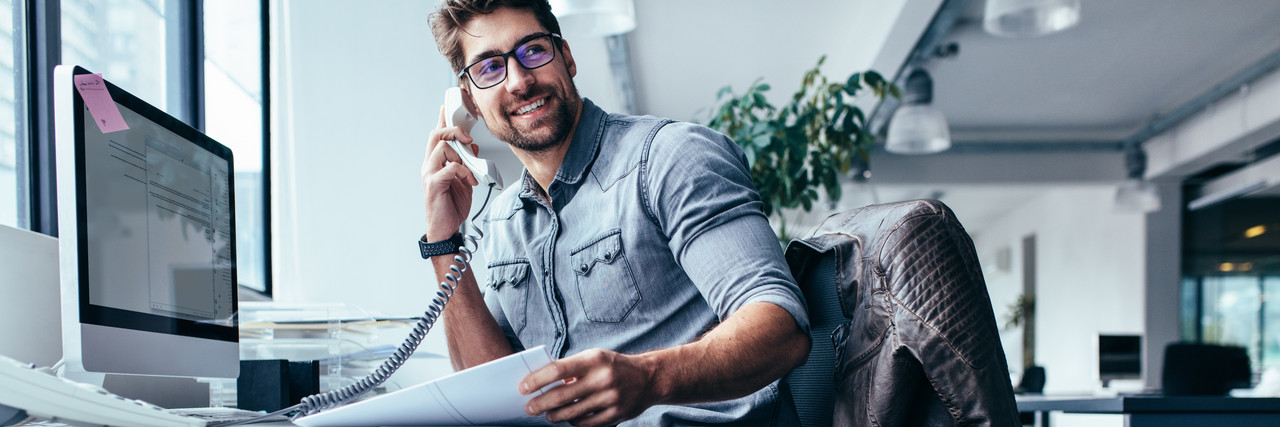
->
[457, 33, 564, 90]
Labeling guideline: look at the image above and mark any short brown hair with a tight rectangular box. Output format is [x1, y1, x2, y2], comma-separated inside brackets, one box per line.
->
[429, 0, 562, 79]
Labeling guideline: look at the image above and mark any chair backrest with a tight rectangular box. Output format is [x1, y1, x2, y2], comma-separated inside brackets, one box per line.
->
[1163, 342, 1251, 395]
[785, 199, 1019, 426]
[784, 251, 841, 427]
[1016, 366, 1046, 394]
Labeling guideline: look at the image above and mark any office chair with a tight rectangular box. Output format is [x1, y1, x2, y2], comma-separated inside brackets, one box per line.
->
[784, 199, 1019, 427]
[1015, 366, 1046, 394]
[1162, 343, 1251, 396]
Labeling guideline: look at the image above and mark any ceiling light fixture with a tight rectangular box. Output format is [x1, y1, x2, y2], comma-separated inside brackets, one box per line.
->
[984, 0, 1081, 38]
[1114, 143, 1161, 213]
[886, 68, 951, 154]
[1244, 225, 1266, 239]
[548, 0, 636, 38]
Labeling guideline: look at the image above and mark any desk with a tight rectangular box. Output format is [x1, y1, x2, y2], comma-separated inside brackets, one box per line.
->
[1016, 394, 1280, 427]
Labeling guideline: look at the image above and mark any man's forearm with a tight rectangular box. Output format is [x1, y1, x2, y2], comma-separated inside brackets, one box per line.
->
[433, 256, 513, 371]
[640, 301, 810, 405]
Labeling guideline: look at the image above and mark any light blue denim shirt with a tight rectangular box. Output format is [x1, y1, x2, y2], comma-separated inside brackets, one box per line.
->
[480, 99, 809, 426]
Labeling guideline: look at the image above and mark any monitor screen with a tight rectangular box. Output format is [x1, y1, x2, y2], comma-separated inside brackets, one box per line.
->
[1099, 334, 1142, 383]
[55, 65, 239, 379]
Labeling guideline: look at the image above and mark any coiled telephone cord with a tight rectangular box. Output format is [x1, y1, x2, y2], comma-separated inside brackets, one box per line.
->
[214, 184, 496, 426]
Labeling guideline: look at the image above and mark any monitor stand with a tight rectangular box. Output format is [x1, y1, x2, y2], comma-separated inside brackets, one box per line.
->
[103, 375, 211, 409]
[58, 362, 211, 408]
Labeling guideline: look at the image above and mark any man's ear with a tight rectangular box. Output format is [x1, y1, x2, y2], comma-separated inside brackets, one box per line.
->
[459, 84, 480, 117]
[559, 39, 577, 78]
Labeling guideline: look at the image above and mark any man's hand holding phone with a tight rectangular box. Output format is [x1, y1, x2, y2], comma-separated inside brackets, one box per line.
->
[422, 104, 480, 242]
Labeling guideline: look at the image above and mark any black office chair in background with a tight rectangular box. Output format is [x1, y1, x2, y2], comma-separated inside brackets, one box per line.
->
[784, 199, 1020, 427]
[1162, 342, 1252, 396]
[1015, 366, 1046, 394]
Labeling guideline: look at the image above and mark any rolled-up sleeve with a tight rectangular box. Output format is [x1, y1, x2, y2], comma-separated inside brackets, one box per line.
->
[641, 122, 810, 334]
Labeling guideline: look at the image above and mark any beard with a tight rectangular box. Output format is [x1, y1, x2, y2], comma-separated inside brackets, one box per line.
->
[485, 80, 582, 153]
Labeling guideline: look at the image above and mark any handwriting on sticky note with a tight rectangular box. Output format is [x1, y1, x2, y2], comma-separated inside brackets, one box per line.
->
[73, 73, 129, 133]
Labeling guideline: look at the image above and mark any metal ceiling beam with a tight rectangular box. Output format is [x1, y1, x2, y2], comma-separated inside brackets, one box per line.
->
[867, 0, 971, 138]
[871, 140, 1124, 154]
[1121, 46, 1280, 149]
[867, 3, 1280, 159]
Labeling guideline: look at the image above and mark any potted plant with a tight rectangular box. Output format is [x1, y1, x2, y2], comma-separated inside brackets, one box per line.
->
[703, 56, 899, 239]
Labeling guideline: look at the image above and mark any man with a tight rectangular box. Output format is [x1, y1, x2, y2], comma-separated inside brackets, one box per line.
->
[421, 1, 810, 425]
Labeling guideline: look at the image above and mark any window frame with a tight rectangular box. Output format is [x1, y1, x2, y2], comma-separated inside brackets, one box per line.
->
[19, 0, 272, 296]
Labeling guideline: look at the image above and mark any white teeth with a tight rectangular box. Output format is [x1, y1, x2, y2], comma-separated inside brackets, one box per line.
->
[516, 99, 545, 115]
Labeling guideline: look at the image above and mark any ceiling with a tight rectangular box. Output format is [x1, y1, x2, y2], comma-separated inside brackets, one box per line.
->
[556, 0, 1280, 234]
[931, 0, 1280, 143]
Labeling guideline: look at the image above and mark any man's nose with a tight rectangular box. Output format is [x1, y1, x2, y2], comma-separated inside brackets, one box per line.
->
[504, 57, 535, 94]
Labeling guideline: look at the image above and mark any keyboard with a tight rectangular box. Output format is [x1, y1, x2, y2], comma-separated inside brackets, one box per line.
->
[0, 353, 206, 426]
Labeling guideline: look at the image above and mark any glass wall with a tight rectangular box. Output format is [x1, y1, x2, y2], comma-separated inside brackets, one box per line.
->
[1183, 195, 1280, 373]
[204, 0, 265, 292]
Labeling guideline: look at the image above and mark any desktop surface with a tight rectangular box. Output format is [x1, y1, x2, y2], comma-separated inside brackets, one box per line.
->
[1016, 394, 1280, 414]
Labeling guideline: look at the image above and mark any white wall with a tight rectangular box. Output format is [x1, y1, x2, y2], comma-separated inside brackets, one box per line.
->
[270, 0, 624, 316]
[974, 187, 1145, 427]
[271, 0, 445, 315]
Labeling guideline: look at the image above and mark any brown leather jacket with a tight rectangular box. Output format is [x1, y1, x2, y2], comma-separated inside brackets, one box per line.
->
[785, 200, 1020, 426]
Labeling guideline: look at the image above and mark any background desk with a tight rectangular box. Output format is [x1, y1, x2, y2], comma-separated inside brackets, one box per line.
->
[1016, 394, 1280, 427]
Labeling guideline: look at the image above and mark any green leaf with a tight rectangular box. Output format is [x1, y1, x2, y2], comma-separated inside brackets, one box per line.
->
[826, 177, 842, 200]
[844, 72, 863, 94]
[757, 83, 771, 92]
[752, 134, 771, 150]
[717, 85, 734, 99]
[864, 70, 884, 86]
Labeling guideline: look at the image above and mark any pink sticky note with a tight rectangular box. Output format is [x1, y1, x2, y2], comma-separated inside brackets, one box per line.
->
[73, 73, 130, 133]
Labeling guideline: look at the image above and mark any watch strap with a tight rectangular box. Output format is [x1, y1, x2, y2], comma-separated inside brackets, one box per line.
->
[419, 233, 465, 259]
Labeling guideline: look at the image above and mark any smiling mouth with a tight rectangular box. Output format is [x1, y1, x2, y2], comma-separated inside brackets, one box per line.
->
[514, 98, 546, 115]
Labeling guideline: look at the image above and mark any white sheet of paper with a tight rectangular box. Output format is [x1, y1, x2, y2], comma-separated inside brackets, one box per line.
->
[293, 345, 564, 427]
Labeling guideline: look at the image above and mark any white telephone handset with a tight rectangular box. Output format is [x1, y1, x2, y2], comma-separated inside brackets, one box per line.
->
[444, 87, 503, 190]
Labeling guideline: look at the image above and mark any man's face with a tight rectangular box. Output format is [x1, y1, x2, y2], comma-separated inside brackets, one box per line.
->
[458, 8, 582, 153]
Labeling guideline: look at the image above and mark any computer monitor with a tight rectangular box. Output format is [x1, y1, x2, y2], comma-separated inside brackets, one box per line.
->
[54, 65, 239, 379]
[1099, 334, 1142, 386]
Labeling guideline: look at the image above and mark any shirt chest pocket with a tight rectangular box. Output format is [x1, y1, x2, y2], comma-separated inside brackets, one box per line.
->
[570, 231, 641, 323]
[488, 260, 531, 334]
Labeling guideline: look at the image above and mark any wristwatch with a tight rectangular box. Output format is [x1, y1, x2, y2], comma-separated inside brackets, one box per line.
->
[419, 233, 465, 259]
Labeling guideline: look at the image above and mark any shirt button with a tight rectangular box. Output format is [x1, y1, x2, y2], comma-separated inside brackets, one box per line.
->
[579, 264, 589, 273]
[555, 330, 562, 338]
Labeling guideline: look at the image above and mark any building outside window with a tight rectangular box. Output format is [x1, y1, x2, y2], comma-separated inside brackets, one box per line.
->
[61, 0, 169, 113]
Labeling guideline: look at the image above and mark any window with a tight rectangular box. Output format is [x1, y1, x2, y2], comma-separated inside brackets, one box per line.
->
[204, 0, 266, 293]
[1183, 196, 1280, 373]
[61, 0, 170, 113]
[46, 0, 269, 294]
[1, 0, 22, 227]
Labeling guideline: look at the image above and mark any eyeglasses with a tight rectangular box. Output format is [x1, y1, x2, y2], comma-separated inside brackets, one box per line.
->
[458, 33, 563, 89]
